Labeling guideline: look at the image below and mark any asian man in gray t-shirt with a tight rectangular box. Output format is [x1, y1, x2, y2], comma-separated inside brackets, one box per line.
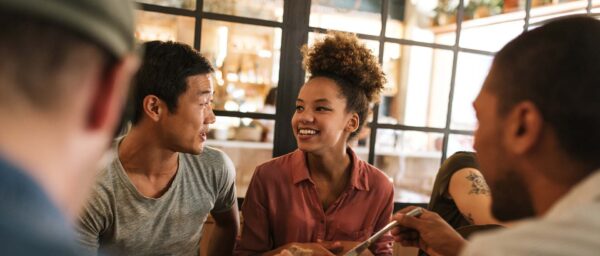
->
[77, 41, 239, 256]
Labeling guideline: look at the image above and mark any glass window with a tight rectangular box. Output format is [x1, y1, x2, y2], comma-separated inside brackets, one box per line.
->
[201, 20, 281, 114]
[207, 116, 275, 197]
[310, 0, 382, 35]
[134, 10, 195, 46]
[451, 52, 493, 131]
[379, 44, 453, 128]
[136, 0, 196, 9]
[372, 129, 443, 203]
[459, 14, 524, 52]
[594, 1, 600, 15]
[203, 0, 284, 22]
[528, 0, 588, 30]
[446, 134, 475, 157]
[386, 0, 457, 46]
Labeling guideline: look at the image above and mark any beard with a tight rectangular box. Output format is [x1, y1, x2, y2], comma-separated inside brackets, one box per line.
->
[490, 168, 536, 221]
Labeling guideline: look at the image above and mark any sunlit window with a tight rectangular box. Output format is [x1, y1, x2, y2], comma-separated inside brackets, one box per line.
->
[387, 0, 457, 45]
[310, 0, 382, 35]
[203, 0, 284, 22]
[200, 20, 281, 114]
[379, 43, 453, 128]
[134, 10, 194, 46]
[373, 130, 443, 203]
[452, 52, 493, 131]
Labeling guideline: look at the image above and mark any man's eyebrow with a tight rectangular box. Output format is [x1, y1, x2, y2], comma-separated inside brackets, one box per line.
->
[197, 90, 213, 96]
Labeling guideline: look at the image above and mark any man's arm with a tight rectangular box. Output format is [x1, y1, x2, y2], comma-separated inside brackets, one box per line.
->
[76, 198, 108, 256]
[206, 151, 240, 256]
[391, 207, 466, 256]
[207, 203, 240, 256]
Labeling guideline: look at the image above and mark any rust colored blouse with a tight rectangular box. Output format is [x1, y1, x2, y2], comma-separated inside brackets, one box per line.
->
[235, 148, 394, 256]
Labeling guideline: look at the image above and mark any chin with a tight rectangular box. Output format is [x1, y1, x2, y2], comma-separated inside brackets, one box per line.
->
[296, 143, 319, 154]
[295, 140, 310, 151]
[193, 145, 205, 154]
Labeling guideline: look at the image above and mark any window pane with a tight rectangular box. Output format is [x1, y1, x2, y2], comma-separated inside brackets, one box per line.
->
[379, 44, 453, 128]
[207, 116, 275, 197]
[528, 0, 588, 30]
[135, 10, 195, 46]
[310, 0, 382, 35]
[386, 0, 457, 45]
[446, 134, 474, 157]
[136, 0, 195, 9]
[201, 20, 281, 114]
[372, 129, 443, 203]
[451, 52, 493, 130]
[203, 0, 284, 22]
[459, 13, 524, 52]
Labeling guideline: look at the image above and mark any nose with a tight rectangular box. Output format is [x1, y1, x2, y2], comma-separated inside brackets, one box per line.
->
[205, 107, 216, 124]
[298, 110, 314, 124]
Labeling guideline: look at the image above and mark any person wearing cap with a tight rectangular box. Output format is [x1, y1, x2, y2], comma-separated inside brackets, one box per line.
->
[0, 0, 139, 255]
[392, 15, 600, 256]
[76, 40, 240, 256]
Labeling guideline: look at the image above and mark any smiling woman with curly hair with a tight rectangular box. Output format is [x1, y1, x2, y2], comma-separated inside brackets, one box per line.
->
[236, 32, 394, 256]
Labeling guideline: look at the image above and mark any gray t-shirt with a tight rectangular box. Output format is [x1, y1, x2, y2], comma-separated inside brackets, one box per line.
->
[77, 142, 236, 256]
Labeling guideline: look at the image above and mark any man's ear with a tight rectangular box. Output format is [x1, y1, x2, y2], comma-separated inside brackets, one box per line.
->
[143, 95, 162, 122]
[345, 112, 360, 133]
[87, 54, 140, 131]
[504, 101, 543, 155]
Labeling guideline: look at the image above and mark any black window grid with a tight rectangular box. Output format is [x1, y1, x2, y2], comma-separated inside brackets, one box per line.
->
[136, 0, 596, 199]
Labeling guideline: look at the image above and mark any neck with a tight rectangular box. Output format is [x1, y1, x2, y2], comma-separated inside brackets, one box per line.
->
[525, 148, 591, 216]
[306, 146, 351, 181]
[119, 126, 179, 177]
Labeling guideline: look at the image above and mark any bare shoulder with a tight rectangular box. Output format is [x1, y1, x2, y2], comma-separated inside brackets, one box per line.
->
[449, 168, 490, 197]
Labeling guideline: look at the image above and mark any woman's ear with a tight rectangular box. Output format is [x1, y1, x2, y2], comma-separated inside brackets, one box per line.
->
[345, 112, 360, 133]
[143, 95, 162, 122]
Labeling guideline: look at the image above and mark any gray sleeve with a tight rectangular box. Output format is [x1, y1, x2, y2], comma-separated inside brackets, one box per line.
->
[211, 150, 237, 213]
[76, 190, 111, 256]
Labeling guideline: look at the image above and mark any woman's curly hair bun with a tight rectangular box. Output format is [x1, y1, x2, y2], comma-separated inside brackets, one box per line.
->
[302, 32, 386, 103]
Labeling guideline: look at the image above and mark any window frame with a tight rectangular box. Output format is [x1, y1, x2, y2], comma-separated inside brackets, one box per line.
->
[135, 0, 596, 204]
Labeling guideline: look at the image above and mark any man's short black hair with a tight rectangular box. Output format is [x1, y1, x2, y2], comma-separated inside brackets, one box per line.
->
[132, 41, 214, 124]
[491, 16, 600, 170]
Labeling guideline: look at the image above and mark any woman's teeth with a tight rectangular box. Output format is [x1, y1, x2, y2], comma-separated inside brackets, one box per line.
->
[298, 129, 317, 135]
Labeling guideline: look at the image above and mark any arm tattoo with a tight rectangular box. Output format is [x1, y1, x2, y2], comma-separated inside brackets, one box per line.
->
[466, 171, 490, 195]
